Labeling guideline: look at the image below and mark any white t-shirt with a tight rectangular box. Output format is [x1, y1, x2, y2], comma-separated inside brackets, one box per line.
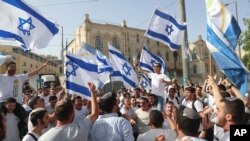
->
[22, 132, 40, 141]
[148, 73, 170, 97]
[0, 74, 28, 103]
[39, 118, 92, 141]
[137, 128, 177, 141]
[3, 113, 20, 141]
[219, 131, 230, 141]
[73, 107, 89, 122]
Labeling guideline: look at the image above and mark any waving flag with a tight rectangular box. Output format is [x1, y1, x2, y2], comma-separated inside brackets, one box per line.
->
[0, 0, 58, 51]
[206, 0, 241, 49]
[77, 43, 96, 63]
[139, 45, 166, 74]
[96, 50, 113, 88]
[0, 53, 14, 65]
[145, 7, 186, 51]
[206, 0, 249, 95]
[109, 44, 137, 89]
[65, 52, 98, 100]
[139, 74, 151, 93]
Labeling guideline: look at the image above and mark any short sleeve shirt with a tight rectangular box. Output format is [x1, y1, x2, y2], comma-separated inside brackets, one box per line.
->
[0, 74, 28, 103]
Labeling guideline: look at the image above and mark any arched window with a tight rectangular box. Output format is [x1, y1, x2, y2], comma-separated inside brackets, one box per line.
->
[156, 41, 160, 46]
[112, 37, 120, 49]
[136, 34, 140, 44]
[166, 52, 169, 61]
[95, 35, 103, 51]
[193, 65, 197, 74]
[205, 63, 209, 73]
[192, 53, 197, 60]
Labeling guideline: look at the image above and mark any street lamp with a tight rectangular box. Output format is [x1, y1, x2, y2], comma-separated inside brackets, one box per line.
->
[225, 1, 241, 58]
[57, 25, 64, 74]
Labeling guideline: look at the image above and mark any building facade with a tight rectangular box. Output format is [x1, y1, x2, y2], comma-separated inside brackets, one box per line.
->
[67, 14, 183, 79]
[0, 45, 63, 75]
[188, 35, 221, 84]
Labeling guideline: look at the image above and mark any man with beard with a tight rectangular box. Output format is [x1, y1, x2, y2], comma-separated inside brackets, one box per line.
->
[0, 61, 48, 132]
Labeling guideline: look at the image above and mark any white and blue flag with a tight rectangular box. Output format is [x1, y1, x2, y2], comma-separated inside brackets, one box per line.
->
[206, 0, 241, 49]
[0, 0, 59, 51]
[77, 43, 96, 63]
[65, 52, 98, 100]
[145, 8, 186, 51]
[139, 45, 166, 74]
[206, 0, 249, 95]
[0, 52, 14, 65]
[139, 74, 151, 93]
[109, 44, 138, 89]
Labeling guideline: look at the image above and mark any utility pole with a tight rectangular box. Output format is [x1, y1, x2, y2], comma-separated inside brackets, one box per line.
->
[178, 0, 188, 87]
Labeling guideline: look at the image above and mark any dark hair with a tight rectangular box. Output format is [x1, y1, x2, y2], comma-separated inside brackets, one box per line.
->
[49, 95, 58, 101]
[218, 84, 226, 92]
[0, 113, 6, 140]
[29, 96, 41, 109]
[149, 110, 164, 128]
[220, 98, 245, 124]
[99, 92, 117, 113]
[5, 61, 16, 69]
[148, 94, 157, 99]
[154, 63, 161, 68]
[73, 96, 82, 103]
[55, 99, 74, 121]
[185, 86, 195, 93]
[140, 97, 149, 103]
[30, 108, 47, 126]
[5, 97, 17, 104]
[176, 106, 200, 136]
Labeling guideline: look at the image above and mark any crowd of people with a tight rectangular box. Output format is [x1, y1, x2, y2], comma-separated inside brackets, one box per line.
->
[0, 61, 249, 141]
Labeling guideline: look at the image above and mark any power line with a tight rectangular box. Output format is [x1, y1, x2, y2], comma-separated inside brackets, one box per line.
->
[35, 0, 99, 7]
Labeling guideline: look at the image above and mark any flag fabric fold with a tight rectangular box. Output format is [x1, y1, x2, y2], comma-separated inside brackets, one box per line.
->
[145, 7, 186, 51]
[109, 44, 137, 89]
[205, 0, 249, 95]
[206, 0, 241, 49]
[139, 74, 152, 93]
[65, 52, 98, 100]
[0, 0, 59, 50]
[139, 45, 166, 74]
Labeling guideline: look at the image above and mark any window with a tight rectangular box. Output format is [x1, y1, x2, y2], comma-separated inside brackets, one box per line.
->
[166, 52, 169, 61]
[157, 51, 161, 57]
[192, 53, 197, 60]
[205, 63, 209, 73]
[147, 39, 150, 45]
[23, 62, 26, 66]
[112, 37, 120, 49]
[95, 35, 103, 52]
[193, 65, 197, 74]
[30, 64, 32, 68]
[156, 41, 160, 46]
[136, 34, 140, 44]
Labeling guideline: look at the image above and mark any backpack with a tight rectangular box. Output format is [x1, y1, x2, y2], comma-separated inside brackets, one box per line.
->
[166, 97, 180, 104]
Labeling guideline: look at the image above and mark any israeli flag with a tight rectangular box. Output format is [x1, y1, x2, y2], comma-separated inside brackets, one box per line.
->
[145, 7, 186, 51]
[109, 44, 138, 89]
[139, 74, 152, 93]
[0, 0, 59, 51]
[206, 0, 241, 49]
[0, 52, 14, 65]
[206, 19, 249, 96]
[65, 52, 98, 100]
[139, 45, 166, 74]
[96, 50, 113, 88]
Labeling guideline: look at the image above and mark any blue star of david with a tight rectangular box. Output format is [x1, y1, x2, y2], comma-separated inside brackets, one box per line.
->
[122, 62, 132, 76]
[66, 61, 79, 78]
[141, 81, 147, 88]
[151, 60, 156, 67]
[17, 17, 35, 36]
[165, 25, 174, 36]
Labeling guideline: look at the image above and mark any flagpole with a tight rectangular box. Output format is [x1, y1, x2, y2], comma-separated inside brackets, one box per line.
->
[179, 0, 188, 88]
[209, 52, 214, 76]
[136, 36, 146, 59]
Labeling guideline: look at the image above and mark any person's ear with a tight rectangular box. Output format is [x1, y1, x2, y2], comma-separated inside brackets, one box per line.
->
[225, 114, 233, 121]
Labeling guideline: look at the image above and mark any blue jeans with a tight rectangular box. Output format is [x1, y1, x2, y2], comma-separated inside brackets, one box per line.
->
[156, 95, 164, 111]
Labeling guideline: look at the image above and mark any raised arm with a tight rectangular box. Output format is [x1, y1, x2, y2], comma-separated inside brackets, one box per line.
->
[28, 60, 48, 77]
[207, 75, 223, 106]
[86, 82, 99, 122]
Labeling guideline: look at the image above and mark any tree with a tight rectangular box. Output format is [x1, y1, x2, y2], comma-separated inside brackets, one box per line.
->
[239, 18, 250, 70]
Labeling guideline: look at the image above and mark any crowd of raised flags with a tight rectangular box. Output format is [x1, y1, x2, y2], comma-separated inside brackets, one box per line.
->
[0, 0, 249, 98]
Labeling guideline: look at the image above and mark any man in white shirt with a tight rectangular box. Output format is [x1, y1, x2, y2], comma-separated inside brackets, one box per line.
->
[39, 83, 98, 141]
[0, 61, 48, 122]
[138, 63, 171, 111]
[137, 110, 177, 141]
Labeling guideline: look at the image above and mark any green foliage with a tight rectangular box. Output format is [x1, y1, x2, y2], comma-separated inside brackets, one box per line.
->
[239, 18, 250, 70]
